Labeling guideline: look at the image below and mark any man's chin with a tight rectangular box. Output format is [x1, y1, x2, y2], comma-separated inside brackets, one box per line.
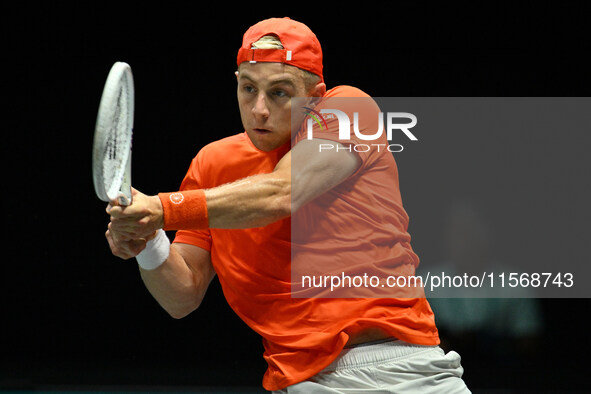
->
[247, 134, 273, 151]
[247, 130, 286, 152]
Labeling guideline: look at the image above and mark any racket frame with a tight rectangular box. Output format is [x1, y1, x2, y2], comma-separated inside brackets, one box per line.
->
[92, 62, 134, 206]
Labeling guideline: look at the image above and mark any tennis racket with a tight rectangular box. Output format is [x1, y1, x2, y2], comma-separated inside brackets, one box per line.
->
[92, 62, 135, 206]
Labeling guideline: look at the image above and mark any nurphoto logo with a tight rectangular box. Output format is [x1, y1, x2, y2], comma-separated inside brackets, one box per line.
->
[303, 108, 418, 152]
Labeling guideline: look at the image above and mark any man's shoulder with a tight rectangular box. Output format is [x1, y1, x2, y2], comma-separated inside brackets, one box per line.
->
[200, 132, 249, 152]
[325, 85, 371, 98]
[186, 132, 253, 183]
[195, 132, 255, 162]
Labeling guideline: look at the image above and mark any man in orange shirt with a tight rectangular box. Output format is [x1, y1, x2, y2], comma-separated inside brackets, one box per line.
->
[106, 17, 470, 393]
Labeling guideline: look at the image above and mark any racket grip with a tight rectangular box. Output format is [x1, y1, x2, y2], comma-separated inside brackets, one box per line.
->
[117, 193, 132, 206]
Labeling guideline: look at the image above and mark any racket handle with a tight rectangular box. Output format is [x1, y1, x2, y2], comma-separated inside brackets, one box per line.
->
[117, 193, 131, 206]
[117, 152, 133, 206]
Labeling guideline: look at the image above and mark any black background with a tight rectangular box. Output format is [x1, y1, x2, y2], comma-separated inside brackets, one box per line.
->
[3, 1, 590, 392]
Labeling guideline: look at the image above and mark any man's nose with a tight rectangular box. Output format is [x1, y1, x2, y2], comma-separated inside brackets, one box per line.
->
[252, 93, 270, 119]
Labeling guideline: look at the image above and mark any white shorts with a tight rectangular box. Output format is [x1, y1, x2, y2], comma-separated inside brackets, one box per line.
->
[274, 339, 470, 393]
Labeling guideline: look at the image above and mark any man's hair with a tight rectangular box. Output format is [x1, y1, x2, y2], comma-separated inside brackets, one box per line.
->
[251, 35, 284, 50]
[251, 35, 321, 93]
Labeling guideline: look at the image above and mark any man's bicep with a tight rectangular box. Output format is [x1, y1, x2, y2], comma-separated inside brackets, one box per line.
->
[276, 139, 360, 211]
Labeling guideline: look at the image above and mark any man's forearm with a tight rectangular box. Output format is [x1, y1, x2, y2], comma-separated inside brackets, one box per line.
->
[159, 171, 291, 231]
[205, 173, 291, 228]
[139, 245, 212, 319]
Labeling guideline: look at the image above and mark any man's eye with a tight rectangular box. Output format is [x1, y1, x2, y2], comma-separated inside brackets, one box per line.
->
[272, 89, 288, 98]
[243, 85, 255, 93]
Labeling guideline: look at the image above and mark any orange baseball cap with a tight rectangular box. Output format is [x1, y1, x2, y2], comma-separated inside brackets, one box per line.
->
[237, 17, 324, 82]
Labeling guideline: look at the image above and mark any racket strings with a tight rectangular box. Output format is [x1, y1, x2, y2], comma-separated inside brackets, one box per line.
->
[103, 80, 131, 196]
[107, 90, 122, 160]
[93, 62, 134, 203]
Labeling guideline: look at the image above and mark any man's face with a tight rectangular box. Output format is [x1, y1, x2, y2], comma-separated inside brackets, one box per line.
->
[236, 62, 319, 152]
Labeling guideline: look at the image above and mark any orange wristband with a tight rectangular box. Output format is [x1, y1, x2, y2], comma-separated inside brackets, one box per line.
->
[158, 190, 209, 230]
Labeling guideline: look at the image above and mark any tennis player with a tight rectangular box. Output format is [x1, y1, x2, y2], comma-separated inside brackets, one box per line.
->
[106, 17, 470, 393]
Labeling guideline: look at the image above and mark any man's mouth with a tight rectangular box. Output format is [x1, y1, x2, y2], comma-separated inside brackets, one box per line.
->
[253, 128, 272, 134]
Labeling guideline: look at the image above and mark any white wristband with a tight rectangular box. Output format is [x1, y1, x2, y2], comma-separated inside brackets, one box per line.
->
[136, 229, 170, 270]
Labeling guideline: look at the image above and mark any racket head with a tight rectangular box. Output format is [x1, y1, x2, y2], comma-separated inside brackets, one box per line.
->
[92, 62, 134, 205]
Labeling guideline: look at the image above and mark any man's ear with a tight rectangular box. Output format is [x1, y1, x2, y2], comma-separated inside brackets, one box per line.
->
[313, 82, 326, 98]
[307, 83, 326, 107]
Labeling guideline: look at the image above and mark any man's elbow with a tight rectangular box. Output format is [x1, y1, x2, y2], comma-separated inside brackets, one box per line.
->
[162, 299, 202, 319]
[168, 308, 191, 320]
[169, 311, 189, 320]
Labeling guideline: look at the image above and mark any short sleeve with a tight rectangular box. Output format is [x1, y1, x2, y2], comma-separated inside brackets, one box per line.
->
[292, 86, 386, 178]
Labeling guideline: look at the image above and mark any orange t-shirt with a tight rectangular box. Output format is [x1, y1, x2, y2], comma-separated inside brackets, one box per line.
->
[173, 86, 439, 391]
